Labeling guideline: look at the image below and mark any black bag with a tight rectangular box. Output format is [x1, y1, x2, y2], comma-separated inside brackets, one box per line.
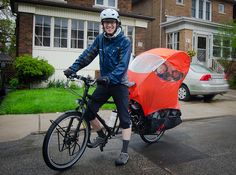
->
[163, 109, 182, 130]
[144, 109, 182, 133]
[144, 112, 165, 134]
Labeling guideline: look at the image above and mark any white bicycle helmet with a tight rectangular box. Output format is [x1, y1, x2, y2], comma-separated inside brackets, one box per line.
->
[100, 8, 120, 22]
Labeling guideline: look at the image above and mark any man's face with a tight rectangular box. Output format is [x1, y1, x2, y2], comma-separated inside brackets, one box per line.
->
[103, 19, 117, 35]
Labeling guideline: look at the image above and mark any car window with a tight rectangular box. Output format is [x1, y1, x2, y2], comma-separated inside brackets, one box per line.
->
[190, 64, 213, 73]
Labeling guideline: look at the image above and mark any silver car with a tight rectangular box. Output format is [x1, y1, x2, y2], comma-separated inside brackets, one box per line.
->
[178, 63, 229, 101]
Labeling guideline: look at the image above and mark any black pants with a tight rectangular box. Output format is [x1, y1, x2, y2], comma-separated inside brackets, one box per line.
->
[84, 84, 131, 129]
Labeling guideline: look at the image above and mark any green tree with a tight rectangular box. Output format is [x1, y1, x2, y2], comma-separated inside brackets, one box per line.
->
[0, 0, 16, 57]
[217, 22, 236, 89]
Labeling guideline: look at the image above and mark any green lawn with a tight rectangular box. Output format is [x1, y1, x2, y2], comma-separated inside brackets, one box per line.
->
[0, 88, 115, 115]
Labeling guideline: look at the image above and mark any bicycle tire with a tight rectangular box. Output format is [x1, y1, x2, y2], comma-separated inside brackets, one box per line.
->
[42, 111, 89, 171]
[140, 130, 165, 144]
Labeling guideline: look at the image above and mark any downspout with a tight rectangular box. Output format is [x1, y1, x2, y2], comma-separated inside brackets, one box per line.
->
[159, 0, 163, 47]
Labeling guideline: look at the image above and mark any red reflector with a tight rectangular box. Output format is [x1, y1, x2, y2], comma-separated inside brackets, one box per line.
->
[200, 74, 211, 81]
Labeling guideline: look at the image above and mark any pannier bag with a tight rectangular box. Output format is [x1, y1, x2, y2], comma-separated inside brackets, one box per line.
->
[144, 109, 182, 134]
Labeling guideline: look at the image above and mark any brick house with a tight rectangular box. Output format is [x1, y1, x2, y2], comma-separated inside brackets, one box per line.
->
[10, 0, 154, 79]
[132, 0, 236, 69]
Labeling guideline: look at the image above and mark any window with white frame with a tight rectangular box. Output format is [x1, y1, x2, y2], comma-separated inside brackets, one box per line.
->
[192, 0, 196, 17]
[218, 4, 225, 14]
[176, 0, 184, 5]
[87, 21, 100, 48]
[206, 1, 211, 20]
[34, 15, 136, 52]
[167, 32, 179, 50]
[35, 15, 51, 47]
[213, 35, 232, 59]
[71, 19, 84, 49]
[191, 0, 211, 21]
[122, 25, 134, 52]
[95, 0, 117, 8]
[127, 26, 134, 45]
[54, 18, 68, 48]
[199, 0, 203, 19]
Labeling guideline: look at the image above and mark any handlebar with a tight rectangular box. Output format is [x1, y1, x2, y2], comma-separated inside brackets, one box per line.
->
[67, 74, 97, 86]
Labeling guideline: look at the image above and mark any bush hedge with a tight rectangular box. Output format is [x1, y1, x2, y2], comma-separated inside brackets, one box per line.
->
[14, 54, 54, 88]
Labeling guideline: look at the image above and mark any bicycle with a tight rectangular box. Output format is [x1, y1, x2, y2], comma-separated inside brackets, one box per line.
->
[42, 74, 165, 171]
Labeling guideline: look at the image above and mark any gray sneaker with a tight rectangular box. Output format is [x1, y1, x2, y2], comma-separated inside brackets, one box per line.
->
[87, 136, 106, 148]
[115, 152, 129, 166]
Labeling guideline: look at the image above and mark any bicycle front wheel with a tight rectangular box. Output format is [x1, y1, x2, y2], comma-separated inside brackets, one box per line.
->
[42, 111, 89, 171]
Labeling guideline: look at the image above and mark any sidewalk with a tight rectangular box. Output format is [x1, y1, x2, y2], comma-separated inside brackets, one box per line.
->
[0, 89, 236, 142]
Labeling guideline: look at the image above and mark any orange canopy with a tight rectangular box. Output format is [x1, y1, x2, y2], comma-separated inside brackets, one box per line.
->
[128, 48, 190, 116]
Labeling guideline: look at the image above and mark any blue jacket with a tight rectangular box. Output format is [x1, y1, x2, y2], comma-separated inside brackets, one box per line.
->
[69, 29, 131, 85]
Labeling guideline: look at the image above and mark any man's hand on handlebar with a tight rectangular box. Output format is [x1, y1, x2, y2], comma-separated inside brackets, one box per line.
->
[64, 68, 75, 78]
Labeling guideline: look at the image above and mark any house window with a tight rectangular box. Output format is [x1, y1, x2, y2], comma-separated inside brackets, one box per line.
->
[213, 35, 231, 59]
[54, 18, 68, 48]
[218, 4, 225, 14]
[213, 36, 221, 57]
[199, 0, 203, 19]
[127, 26, 134, 45]
[206, 1, 211, 20]
[87, 21, 99, 47]
[191, 0, 211, 21]
[35, 15, 51, 47]
[167, 32, 179, 50]
[95, 0, 117, 8]
[122, 25, 134, 52]
[71, 19, 84, 49]
[176, 0, 184, 4]
[192, 0, 196, 17]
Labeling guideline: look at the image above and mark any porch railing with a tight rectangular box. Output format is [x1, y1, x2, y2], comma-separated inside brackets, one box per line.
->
[211, 59, 224, 73]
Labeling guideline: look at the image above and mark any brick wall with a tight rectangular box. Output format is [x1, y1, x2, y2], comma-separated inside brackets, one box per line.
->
[67, 0, 132, 12]
[119, 0, 132, 12]
[135, 27, 147, 56]
[212, 0, 233, 23]
[67, 0, 93, 7]
[179, 29, 193, 51]
[132, 0, 155, 50]
[18, 13, 33, 56]
[164, 0, 191, 18]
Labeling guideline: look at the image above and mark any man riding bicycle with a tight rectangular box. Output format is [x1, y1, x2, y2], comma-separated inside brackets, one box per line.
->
[64, 8, 132, 166]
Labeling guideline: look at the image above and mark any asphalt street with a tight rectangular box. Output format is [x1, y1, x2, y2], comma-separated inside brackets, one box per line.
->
[0, 115, 236, 175]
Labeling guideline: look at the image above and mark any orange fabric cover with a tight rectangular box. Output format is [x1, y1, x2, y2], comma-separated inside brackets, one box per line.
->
[128, 48, 190, 116]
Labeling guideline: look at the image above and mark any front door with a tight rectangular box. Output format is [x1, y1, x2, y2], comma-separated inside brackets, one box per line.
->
[196, 35, 209, 66]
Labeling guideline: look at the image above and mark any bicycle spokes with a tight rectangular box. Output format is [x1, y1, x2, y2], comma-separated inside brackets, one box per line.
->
[44, 115, 88, 169]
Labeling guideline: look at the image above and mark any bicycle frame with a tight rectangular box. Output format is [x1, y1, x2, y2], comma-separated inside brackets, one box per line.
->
[65, 75, 121, 151]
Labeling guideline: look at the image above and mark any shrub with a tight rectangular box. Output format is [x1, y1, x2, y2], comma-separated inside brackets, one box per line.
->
[218, 59, 236, 89]
[47, 79, 65, 88]
[187, 50, 196, 58]
[9, 78, 19, 89]
[228, 75, 236, 89]
[14, 55, 55, 88]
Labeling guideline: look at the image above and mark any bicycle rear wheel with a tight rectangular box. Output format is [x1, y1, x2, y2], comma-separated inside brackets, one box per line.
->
[140, 130, 165, 144]
[42, 111, 89, 171]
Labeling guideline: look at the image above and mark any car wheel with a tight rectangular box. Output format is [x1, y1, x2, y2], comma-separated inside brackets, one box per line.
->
[203, 94, 215, 102]
[178, 84, 190, 101]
